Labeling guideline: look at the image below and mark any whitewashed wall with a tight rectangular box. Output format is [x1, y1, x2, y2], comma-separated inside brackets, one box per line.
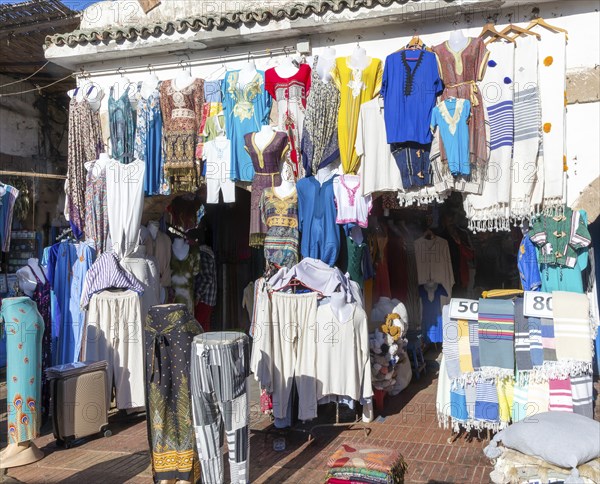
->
[70, 0, 599, 209]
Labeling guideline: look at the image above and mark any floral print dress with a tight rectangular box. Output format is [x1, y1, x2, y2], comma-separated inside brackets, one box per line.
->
[84, 161, 109, 253]
[0, 297, 43, 443]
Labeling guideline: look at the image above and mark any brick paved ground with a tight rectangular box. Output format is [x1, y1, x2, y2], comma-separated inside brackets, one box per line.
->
[6, 349, 587, 483]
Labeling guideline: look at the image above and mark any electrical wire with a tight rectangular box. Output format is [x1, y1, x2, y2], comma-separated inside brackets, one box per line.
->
[0, 61, 50, 88]
[0, 72, 75, 98]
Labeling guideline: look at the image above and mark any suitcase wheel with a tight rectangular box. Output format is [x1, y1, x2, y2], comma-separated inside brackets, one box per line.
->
[103, 428, 112, 438]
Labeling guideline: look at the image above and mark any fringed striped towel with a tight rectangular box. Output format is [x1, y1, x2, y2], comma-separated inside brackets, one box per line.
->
[443, 305, 461, 380]
[478, 298, 515, 376]
[465, 382, 477, 420]
[528, 381, 549, 415]
[469, 319, 481, 370]
[571, 374, 593, 419]
[514, 299, 533, 371]
[549, 378, 573, 412]
[450, 385, 469, 423]
[529, 317, 543, 367]
[475, 380, 500, 424]
[512, 381, 528, 422]
[553, 291, 593, 366]
[541, 317, 557, 362]
[437, 354, 452, 429]
[458, 319, 474, 374]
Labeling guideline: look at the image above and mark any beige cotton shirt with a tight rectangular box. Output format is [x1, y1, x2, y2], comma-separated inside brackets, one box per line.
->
[144, 230, 172, 287]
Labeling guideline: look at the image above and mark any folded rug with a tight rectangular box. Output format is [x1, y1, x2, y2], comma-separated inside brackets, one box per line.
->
[528, 317, 543, 367]
[514, 299, 533, 372]
[549, 378, 573, 412]
[478, 298, 515, 377]
[327, 469, 390, 484]
[553, 291, 592, 367]
[327, 444, 407, 477]
[571, 374, 593, 419]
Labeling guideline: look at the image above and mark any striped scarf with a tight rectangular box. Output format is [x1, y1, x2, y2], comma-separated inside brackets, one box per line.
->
[541, 317, 557, 362]
[514, 299, 533, 371]
[443, 306, 461, 381]
[475, 380, 499, 424]
[548, 378, 573, 412]
[529, 317, 543, 367]
[570, 374, 593, 419]
[512, 381, 528, 422]
[553, 291, 593, 366]
[478, 298, 515, 377]
[469, 319, 481, 370]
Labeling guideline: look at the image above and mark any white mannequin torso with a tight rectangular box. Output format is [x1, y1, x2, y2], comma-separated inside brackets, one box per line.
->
[237, 61, 258, 88]
[274, 56, 300, 78]
[172, 238, 190, 260]
[315, 161, 338, 184]
[148, 221, 159, 240]
[140, 74, 160, 98]
[68, 81, 104, 112]
[112, 77, 137, 103]
[0, 185, 6, 197]
[330, 292, 355, 323]
[16, 259, 46, 297]
[85, 152, 110, 178]
[254, 125, 276, 150]
[349, 46, 370, 71]
[349, 225, 364, 245]
[316, 48, 336, 82]
[173, 71, 195, 91]
[448, 29, 469, 51]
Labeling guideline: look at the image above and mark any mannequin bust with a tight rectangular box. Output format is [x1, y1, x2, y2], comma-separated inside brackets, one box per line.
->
[16, 259, 46, 297]
[147, 220, 160, 240]
[172, 238, 190, 261]
[349, 45, 370, 71]
[274, 163, 296, 198]
[140, 71, 160, 98]
[349, 225, 364, 245]
[68, 81, 104, 112]
[112, 75, 137, 103]
[0, 441, 44, 469]
[174, 68, 195, 91]
[330, 291, 354, 323]
[275, 55, 300, 79]
[254, 125, 276, 150]
[423, 280, 439, 302]
[238, 60, 258, 88]
[315, 160, 338, 184]
[448, 29, 469, 51]
[317, 47, 336, 82]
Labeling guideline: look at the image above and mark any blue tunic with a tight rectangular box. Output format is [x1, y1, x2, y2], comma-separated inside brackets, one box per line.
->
[518, 234, 542, 291]
[419, 284, 447, 344]
[431, 98, 471, 176]
[381, 49, 442, 144]
[297, 176, 340, 266]
[221, 71, 271, 181]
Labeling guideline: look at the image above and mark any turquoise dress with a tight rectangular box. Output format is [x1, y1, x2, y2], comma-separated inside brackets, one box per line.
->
[1, 297, 43, 443]
[109, 86, 136, 164]
[431, 98, 471, 176]
[221, 70, 272, 181]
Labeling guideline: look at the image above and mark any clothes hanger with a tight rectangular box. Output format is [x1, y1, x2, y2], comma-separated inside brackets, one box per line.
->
[423, 228, 434, 240]
[525, 17, 569, 40]
[500, 24, 541, 40]
[480, 22, 516, 44]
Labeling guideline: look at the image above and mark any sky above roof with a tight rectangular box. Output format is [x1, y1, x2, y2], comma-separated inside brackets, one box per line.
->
[0, 0, 100, 10]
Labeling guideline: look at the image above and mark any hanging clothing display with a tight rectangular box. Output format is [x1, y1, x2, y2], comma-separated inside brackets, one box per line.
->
[510, 35, 542, 219]
[259, 187, 299, 269]
[108, 85, 136, 164]
[47, 240, 96, 365]
[431, 98, 471, 177]
[84, 160, 109, 254]
[222, 70, 272, 182]
[332, 175, 372, 228]
[432, 37, 489, 166]
[332, 56, 383, 175]
[145, 304, 202, 483]
[517, 234, 542, 291]
[203, 137, 236, 204]
[196, 79, 223, 162]
[0, 183, 19, 252]
[381, 48, 442, 145]
[391, 143, 432, 190]
[144, 228, 172, 288]
[413, 235, 454, 305]
[1, 297, 43, 444]
[120, 250, 160, 321]
[419, 283, 448, 344]
[27, 264, 52, 419]
[106, 158, 145, 258]
[301, 56, 340, 177]
[265, 64, 311, 179]
[66, 94, 103, 238]
[85, 289, 145, 409]
[344, 235, 366, 288]
[135, 82, 165, 195]
[191, 332, 250, 484]
[355, 99, 402, 195]
[195, 245, 218, 332]
[464, 41, 515, 232]
[534, 29, 568, 207]
[170, 244, 201, 312]
[245, 131, 288, 247]
[160, 78, 204, 191]
[297, 175, 340, 266]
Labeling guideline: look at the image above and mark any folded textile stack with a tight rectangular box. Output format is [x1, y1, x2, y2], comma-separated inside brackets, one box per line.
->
[325, 444, 407, 484]
[370, 305, 408, 392]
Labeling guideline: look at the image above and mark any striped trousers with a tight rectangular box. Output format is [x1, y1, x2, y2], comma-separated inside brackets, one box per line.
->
[190, 332, 250, 484]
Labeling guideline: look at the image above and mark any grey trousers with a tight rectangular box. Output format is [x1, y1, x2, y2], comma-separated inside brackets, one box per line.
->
[190, 332, 250, 484]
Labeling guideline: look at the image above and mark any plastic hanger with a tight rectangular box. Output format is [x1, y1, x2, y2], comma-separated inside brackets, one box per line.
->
[480, 22, 516, 44]
[500, 24, 541, 40]
[526, 17, 569, 40]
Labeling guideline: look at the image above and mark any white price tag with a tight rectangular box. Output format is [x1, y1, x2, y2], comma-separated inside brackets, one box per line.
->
[449, 298, 479, 320]
[523, 291, 553, 318]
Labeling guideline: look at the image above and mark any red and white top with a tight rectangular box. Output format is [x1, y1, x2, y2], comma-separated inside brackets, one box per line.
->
[333, 174, 372, 228]
[265, 64, 312, 179]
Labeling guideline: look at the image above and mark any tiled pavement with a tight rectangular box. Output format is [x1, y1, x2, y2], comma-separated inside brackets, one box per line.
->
[0, 351, 552, 483]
